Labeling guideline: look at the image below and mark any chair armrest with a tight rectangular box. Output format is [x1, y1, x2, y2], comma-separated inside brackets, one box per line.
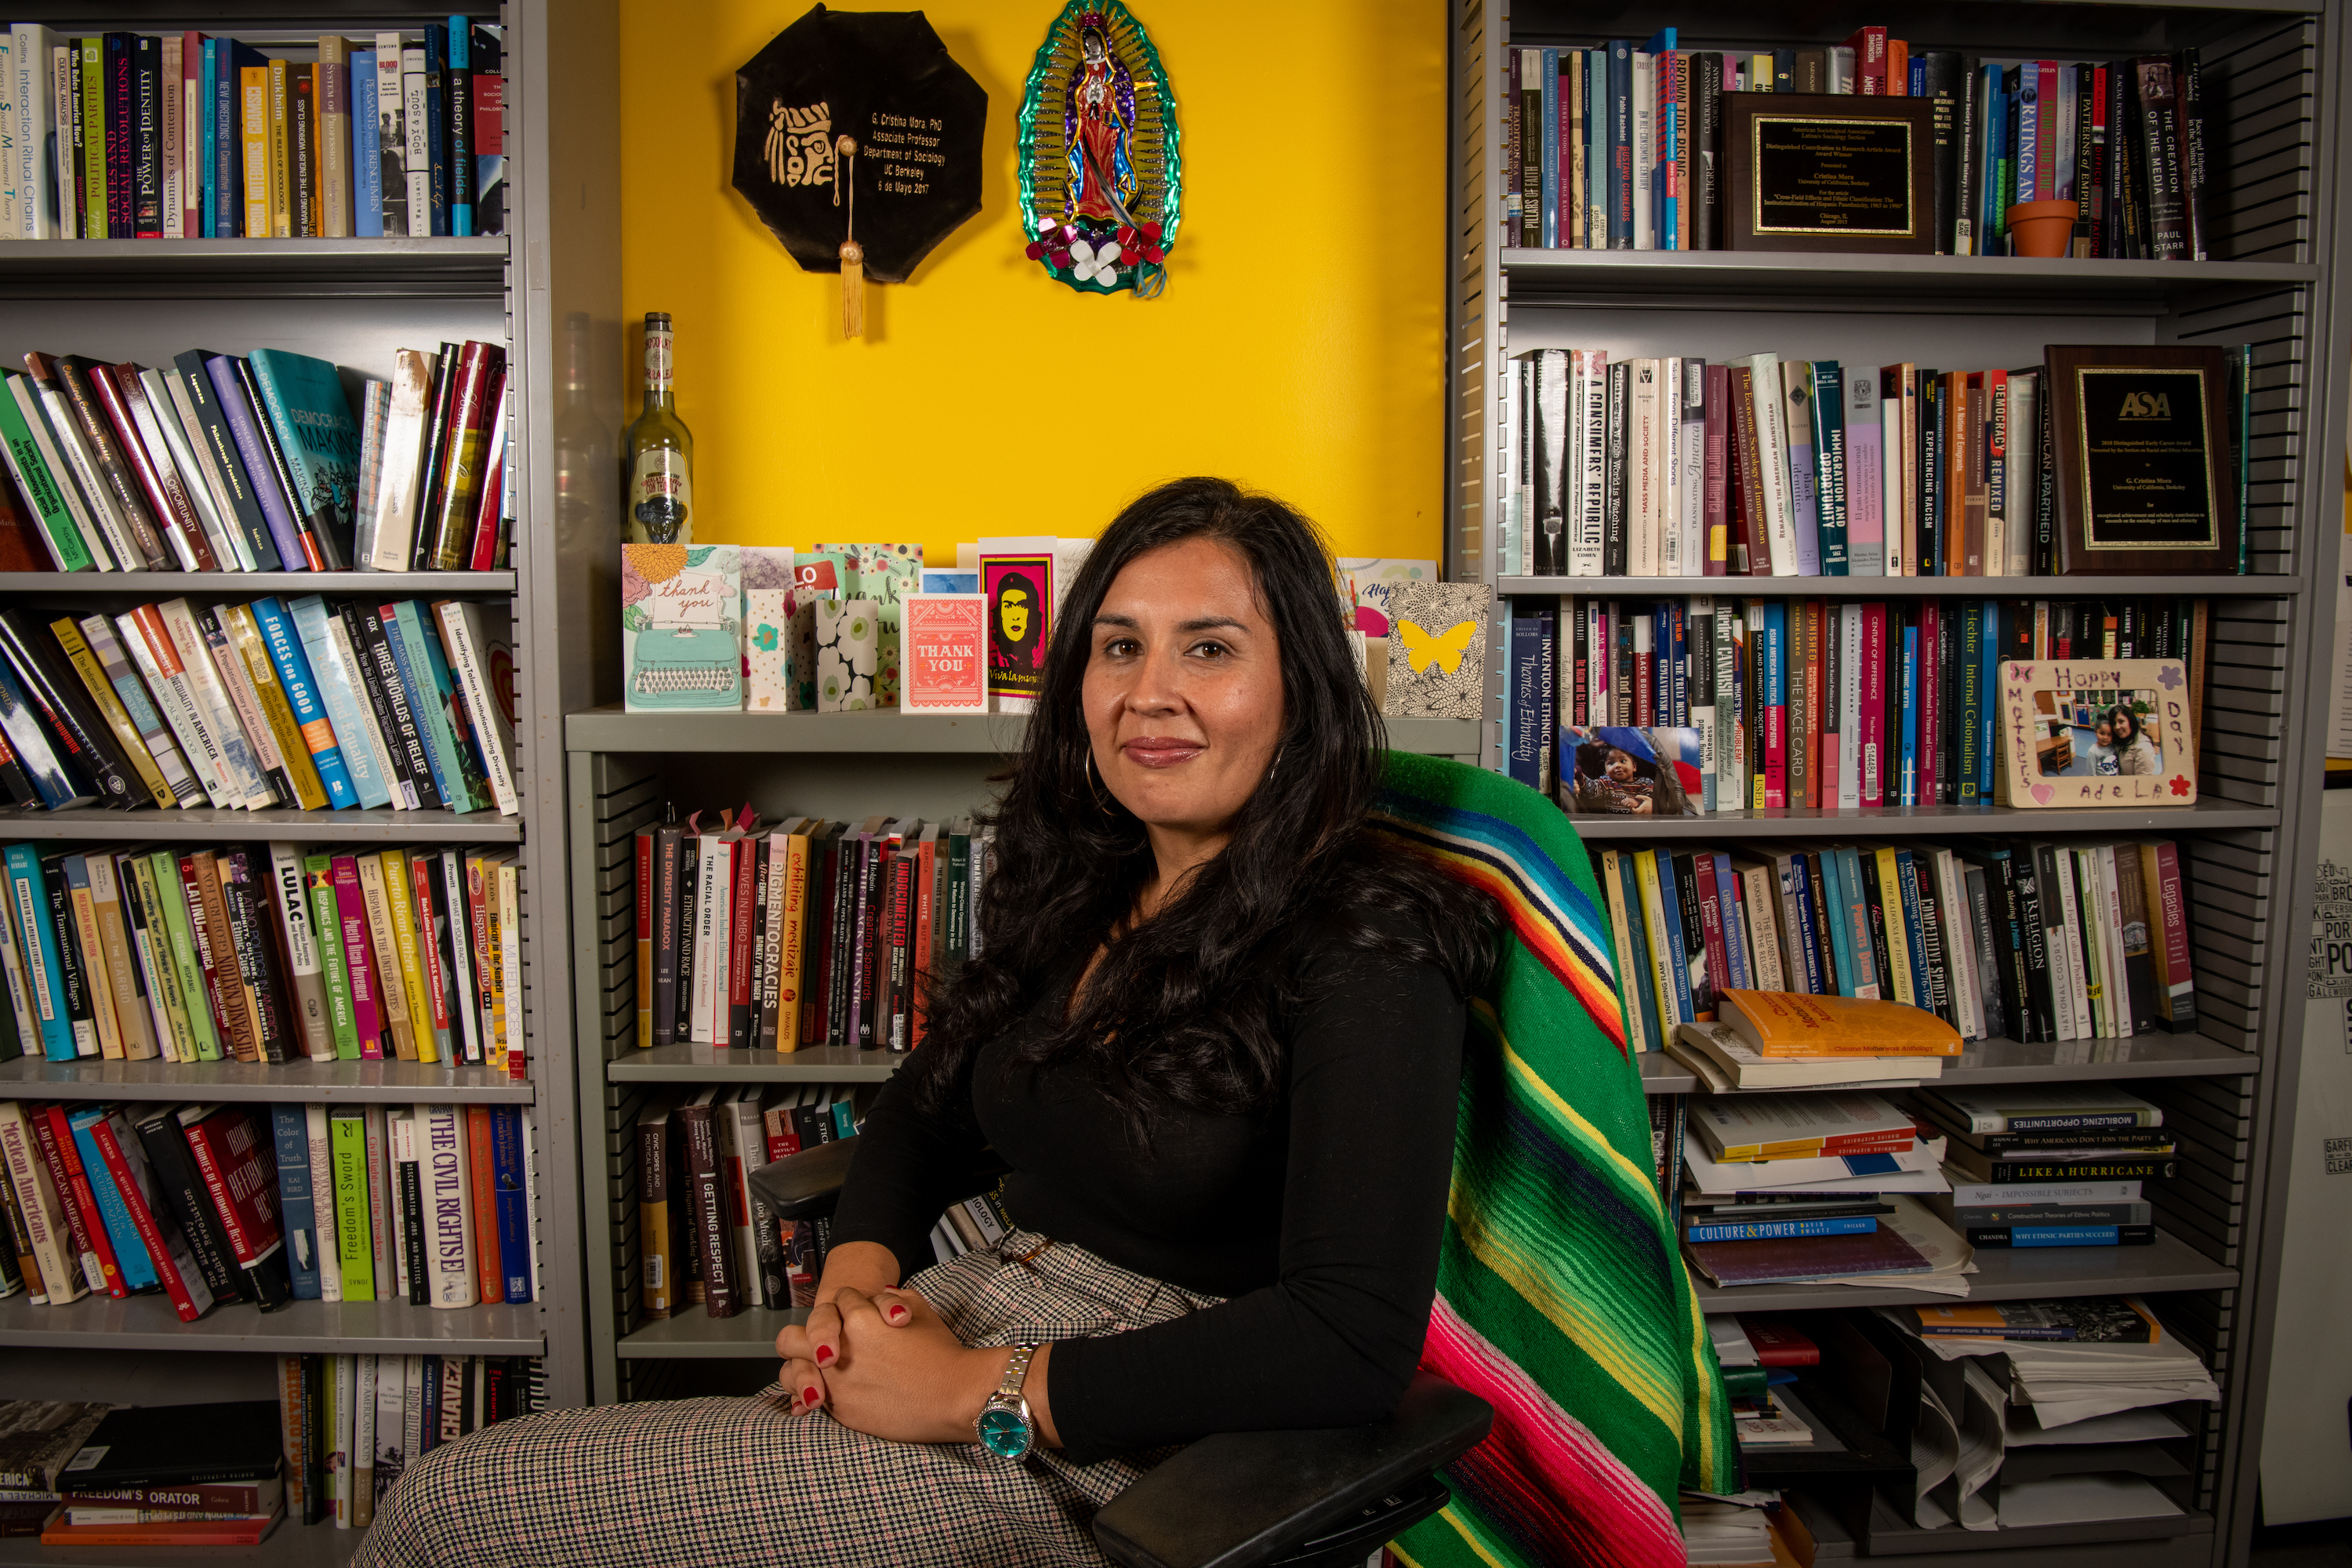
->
[744, 1141, 1014, 1225]
[1089, 1373, 1494, 1568]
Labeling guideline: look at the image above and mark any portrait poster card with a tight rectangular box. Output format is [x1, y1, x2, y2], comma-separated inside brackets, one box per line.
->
[1559, 726, 1702, 816]
[902, 593, 989, 713]
[2044, 343, 2235, 575]
[1996, 659, 2198, 808]
[622, 543, 742, 713]
[1381, 582, 1490, 720]
[983, 553, 1054, 713]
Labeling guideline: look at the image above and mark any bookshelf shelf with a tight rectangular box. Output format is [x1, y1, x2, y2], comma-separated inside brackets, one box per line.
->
[0, 806, 521, 843]
[564, 707, 1485, 758]
[0, 237, 509, 300]
[1566, 800, 2273, 840]
[0, 1293, 545, 1355]
[0, 1523, 361, 1568]
[0, 571, 517, 595]
[1497, 575, 2296, 599]
[617, 1308, 807, 1359]
[0, 1054, 532, 1104]
[1639, 1032, 2260, 1095]
[606, 1044, 904, 1084]
[1689, 1228, 2236, 1313]
[1497, 249, 2319, 308]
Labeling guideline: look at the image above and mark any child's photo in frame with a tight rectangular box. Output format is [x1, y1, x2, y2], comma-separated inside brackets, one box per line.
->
[2031, 687, 2165, 779]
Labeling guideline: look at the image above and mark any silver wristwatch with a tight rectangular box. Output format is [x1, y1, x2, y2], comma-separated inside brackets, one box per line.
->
[975, 1344, 1039, 1459]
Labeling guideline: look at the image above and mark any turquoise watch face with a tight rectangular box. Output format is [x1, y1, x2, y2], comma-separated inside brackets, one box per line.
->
[977, 1403, 1031, 1458]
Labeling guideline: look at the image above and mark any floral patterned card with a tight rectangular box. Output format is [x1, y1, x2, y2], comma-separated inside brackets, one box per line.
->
[622, 543, 742, 712]
[746, 589, 797, 712]
[815, 543, 922, 708]
[815, 597, 882, 712]
[1381, 582, 1489, 721]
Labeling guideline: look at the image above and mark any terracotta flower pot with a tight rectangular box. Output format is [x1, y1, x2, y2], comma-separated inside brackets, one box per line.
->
[2005, 198, 2078, 259]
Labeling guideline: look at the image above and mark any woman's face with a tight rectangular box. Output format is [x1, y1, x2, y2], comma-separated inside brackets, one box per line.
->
[2114, 710, 2137, 744]
[1083, 537, 1286, 841]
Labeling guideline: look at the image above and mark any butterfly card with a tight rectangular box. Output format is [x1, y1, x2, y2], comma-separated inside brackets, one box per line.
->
[902, 594, 989, 713]
[1381, 582, 1490, 720]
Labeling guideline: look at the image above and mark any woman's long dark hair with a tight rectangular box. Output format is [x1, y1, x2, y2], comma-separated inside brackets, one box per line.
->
[910, 477, 1495, 1130]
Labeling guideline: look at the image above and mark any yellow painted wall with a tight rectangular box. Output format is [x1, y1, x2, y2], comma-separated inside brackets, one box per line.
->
[617, 0, 1448, 567]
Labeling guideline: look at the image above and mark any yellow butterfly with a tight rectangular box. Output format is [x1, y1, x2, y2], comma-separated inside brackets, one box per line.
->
[1398, 618, 1479, 675]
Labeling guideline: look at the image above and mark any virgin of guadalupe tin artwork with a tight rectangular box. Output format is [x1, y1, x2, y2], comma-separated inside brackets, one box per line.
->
[732, 5, 987, 335]
[1018, 1, 1181, 297]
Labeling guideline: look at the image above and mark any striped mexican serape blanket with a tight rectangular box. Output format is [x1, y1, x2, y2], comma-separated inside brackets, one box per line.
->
[1372, 750, 1737, 1568]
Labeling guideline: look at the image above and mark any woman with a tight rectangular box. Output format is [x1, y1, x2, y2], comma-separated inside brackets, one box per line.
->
[2111, 706, 2159, 775]
[360, 478, 1493, 1566]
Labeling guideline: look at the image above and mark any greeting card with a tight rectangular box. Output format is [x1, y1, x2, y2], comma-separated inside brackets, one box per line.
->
[622, 543, 742, 712]
[902, 594, 989, 713]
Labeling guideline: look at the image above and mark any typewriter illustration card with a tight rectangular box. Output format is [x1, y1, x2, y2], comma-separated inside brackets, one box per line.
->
[622, 543, 743, 712]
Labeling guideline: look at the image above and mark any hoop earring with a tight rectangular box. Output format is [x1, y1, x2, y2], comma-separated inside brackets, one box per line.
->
[1084, 751, 1118, 815]
[1265, 743, 1287, 782]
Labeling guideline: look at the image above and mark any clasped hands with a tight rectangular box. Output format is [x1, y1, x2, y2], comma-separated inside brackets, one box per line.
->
[775, 1277, 1055, 1448]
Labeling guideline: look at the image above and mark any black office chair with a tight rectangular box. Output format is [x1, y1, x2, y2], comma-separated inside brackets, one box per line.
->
[747, 1139, 1495, 1568]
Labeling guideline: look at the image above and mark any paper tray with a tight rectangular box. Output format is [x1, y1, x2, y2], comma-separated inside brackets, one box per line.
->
[1853, 1486, 2209, 1555]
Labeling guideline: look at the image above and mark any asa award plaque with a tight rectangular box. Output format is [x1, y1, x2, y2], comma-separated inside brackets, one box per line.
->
[1723, 93, 1934, 254]
[2045, 344, 2236, 575]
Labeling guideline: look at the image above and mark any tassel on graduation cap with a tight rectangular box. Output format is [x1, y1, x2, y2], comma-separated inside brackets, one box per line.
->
[834, 134, 863, 338]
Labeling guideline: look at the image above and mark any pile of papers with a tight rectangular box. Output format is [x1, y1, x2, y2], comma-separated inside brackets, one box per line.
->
[1679, 1494, 1788, 1567]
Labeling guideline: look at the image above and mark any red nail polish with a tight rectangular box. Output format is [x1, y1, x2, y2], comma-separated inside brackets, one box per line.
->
[804, 1386, 820, 1403]
[888, 1305, 908, 1323]
[815, 1345, 833, 1365]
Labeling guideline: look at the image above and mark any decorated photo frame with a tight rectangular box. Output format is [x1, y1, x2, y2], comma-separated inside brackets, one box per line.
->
[1995, 659, 2198, 808]
[1018, 0, 1181, 296]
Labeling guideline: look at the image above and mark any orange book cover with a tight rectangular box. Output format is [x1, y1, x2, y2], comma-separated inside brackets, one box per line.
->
[463, 1104, 504, 1304]
[1718, 989, 1963, 1057]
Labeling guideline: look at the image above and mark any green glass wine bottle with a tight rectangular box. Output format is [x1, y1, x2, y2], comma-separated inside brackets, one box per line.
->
[624, 311, 695, 544]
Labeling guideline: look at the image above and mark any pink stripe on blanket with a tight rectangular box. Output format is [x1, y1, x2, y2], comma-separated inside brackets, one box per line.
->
[1422, 1300, 1686, 1568]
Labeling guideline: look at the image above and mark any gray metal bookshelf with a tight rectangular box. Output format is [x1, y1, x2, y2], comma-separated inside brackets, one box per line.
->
[0, 6, 614, 1532]
[564, 712, 1483, 1403]
[1451, 0, 2344, 1559]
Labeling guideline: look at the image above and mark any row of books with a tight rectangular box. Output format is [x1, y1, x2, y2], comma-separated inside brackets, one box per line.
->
[1601, 833, 2197, 1060]
[1508, 595, 2209, 810]
[1, 1399, 289, 1544]
[0, 20, 503, 241]
[631, 811, 994, 1054]
[0, 340, 510, 575]
[1504, 32, 2213, 260]
[1915, 1083, 2174, 1247]
[1498, 347, 2252, 579]
[0, 840, 525, 1074]
[277, 1354, 539, 1534]
[0, 597, 514, 816]
[0, 1098, 536, 1323]
[637, 1083, 872, 1320]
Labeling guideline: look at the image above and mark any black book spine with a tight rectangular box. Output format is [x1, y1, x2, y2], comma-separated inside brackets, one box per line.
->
[301, 1355, 325, 1523]
[398, 1146, 430, 1305]
[726, 837, 753, 1049]
[746, 842, 771, 1048]
[2072, 64, 2096, 256]
[1967, 1225, 2157, 1247]
[171, 349, 278, 570]
[1954, 60, 1978, 255]
[290, 73, 314, 238]
[132, 1109, 245, 1303]
[339, 604, 420, 810]
[1674, 852, 1711, 1018]
[827, 833, 857, 1046]
[1694, 56, 1720, 252]
[673, 846, 699, 1044]
[218, 851, 289, 1064]
[1603, 361, 1630, 575]
[1937, 603, 1958, 804]
[1985, 851, 2035, 1042]
[850, 837, 880, 1048]
[0, 610, 137, 805]
[2134, 57, 2187, 260]
[1917, 53, 1962, 254]
[1966, 866, 2005, 1040]
[408, 343, 462, 571]
[1916, 888, 1951, 1023]
[2116, 63, 2146, 260]
[1916, 375, 1942, 577]
[132, 34, 162, 237]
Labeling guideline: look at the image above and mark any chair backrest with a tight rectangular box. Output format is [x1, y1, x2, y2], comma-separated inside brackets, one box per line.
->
[1367, 751, 1737, 1568]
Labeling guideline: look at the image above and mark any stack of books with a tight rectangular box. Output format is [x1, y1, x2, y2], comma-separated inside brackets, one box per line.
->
[0, 1402, 109, 1537]
[1499, 346, 2251, 580]
[0, 342, 511, 576]
[1504, 32, 2211, 260]
[32, 1399, 283, 1546]
[0, 843, 524, 1073]
[0, 20, 504, 241]
[633, 812, 990, 1055]
[1602, 838, 2195, 1052]
[1707, 1312, 1820, 1445]
[636, 1083, 873, 1322]
[0, 1098, 536, 1319]
[0, 597, 515, 816]
[1914, 1086, 2175, 1247]
[275, 1352, 539, 1531]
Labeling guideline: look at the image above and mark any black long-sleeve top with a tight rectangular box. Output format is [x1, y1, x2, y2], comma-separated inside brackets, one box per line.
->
[828, 916, 1465, 1463]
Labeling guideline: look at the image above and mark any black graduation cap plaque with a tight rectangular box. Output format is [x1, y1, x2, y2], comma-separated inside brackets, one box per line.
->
[733, 5, 986, 335]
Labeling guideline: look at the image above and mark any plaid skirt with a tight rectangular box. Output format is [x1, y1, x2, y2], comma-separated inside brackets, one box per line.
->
[354, 1231, 1224, 1567]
